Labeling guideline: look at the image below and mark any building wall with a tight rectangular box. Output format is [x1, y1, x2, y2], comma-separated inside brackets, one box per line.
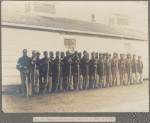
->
[2, 27, 148, 85]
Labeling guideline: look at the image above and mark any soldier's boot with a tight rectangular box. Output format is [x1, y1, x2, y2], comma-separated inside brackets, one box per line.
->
[59, 83, 63, 92]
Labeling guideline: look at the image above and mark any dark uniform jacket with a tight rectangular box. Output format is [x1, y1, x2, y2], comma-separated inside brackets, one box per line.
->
[97, 58, 105, 76]
[125, 59, 132, 74]
[49, 58, 54, 77]
[72, 56, 81, 76]
[89, 57, 97, 76]
[111, 57, 118, 73]
[132, 59, 137, 73]
[137, 60, 143, 73]
[16, 55, 31, 74]
[81, 56, 89, 76]
[104, 58, 111, 75]
[63, 56, 73, 76]
[118, 58, 126, 71]
[30, 56, 37, 71]
[40, 57, 50, 73]
[53, 57, 63, 77]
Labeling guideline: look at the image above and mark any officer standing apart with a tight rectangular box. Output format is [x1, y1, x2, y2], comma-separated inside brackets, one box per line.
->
[137, 56, 143, 84]
[118, 54, 126, 85]
[16, 49, 31, 97]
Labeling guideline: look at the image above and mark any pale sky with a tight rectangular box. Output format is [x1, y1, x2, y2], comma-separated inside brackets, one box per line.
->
[2, 1, 148, 33]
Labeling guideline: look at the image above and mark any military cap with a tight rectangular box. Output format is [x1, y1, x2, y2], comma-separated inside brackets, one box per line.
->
[44, 51, 48, 54]
[66, 50, 69, 53]
[32, 50, 36, 54]
[99, 52, 103, 56]
[83, 50, 87, 54]
[36, 51, 40, 55]
[106, 54, 109, 58]
[120, 54, 123, 56]
[23, 49, 27, 53]
[74, 51, 78, 54]
[109, 54, 111, 57]
[61, 52, 64, 54]
[56, 51, 59, 54]
[138, 56, 141, 58]
[95, 53, 98, 55]
[113, 52, 116, 55]
[49, 51, 54, 55]
[133, 54, 136, 56]
[91, 52, 95, 55]
[127, 53, 130, 56]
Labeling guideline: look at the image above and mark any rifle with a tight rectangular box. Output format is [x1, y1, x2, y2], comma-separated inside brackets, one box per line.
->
[77, 58, 80, 90]
[108, 60, 111, 87]
[43, 58, 49, 93]
[102, 59, 105, 87]
[86, 59, 89, 89]
[55, 58, 60, 92]
[68, 55, 74, 88]
[129, 60, 132, 85]
[94, 59, 97, 88]
[34, 63, 36, 85]
[25, 73, 29, 98]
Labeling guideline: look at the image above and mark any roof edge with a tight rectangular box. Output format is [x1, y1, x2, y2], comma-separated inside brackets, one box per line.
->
[2, 22, 145, 41]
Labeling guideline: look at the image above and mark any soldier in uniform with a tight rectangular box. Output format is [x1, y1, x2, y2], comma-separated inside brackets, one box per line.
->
[111, 52, 118, 86]
[131, 54, 138, 84]
[97, 53, 104, 88]
[30, 50, 37, 95]
[35, 51, 41, 93]
[137, 56, 143, 84]
[61, 52, 65, 91]
[72, 51, 80, 90]
[53, 51, 63, 92]
[89, 52, 97, 89]
[103, 53, 106, 87]
[40, 51, 50, 93]
[125, 54, 132, 85]
[105, 53, 111, 87]
[16, 49, 31, 97]
[78, 52, 83, 90]
[118, 54, 126, 85]
[81, 51, 89, 89]
[47, 51, 54, 93]
[63, 51, 74, 91]
[95, 52, 99, 88]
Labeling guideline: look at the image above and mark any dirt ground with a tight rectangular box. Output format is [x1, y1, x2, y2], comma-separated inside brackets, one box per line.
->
[2, 80, 149, 113]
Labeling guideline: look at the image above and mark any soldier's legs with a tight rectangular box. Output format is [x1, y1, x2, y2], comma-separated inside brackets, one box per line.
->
[29, 71, 34, 95]
[21, 73, 26, 94]
[86, 75, 89, 89]
[59, 77, 63, 91]
[83, 76, 86, 89]
[73, 75, 78, 90]
[90, 75, 94, 89]
[79, 75, 83, 90]
[43, 73, 48, 93]
[140, 73, 143, 83]
[35, 69, 39, 93]
[99, 75, 103, 88]
[64, 76, 69, 91]
[48, 76, 52, 92]
[69, 75, 74, 91]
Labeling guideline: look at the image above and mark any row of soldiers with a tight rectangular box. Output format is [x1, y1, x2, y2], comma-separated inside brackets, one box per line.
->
[16, 49, 143, 97]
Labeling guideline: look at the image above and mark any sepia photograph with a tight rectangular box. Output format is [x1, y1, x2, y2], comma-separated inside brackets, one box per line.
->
[1, 1, 148, 114]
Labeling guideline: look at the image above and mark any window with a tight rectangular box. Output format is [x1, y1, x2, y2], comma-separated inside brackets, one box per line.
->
[25, 2, 30, 12]
[109, 18, 114, 25]
[64, 39, 76, 52]
[34, 2, 56, 14]
[91, 14, 95, 22]
[117, 17, 128, 26]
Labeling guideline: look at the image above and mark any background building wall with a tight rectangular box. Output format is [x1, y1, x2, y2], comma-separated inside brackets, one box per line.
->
[2, 27, 148, 85]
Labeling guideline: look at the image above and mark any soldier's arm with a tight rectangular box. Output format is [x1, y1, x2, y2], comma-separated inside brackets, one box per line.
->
[16, 58, 23, 72]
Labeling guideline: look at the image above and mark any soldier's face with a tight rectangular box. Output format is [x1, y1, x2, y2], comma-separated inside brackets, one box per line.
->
[44, 53, 48, 57]
[23, 52, 27, 56]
